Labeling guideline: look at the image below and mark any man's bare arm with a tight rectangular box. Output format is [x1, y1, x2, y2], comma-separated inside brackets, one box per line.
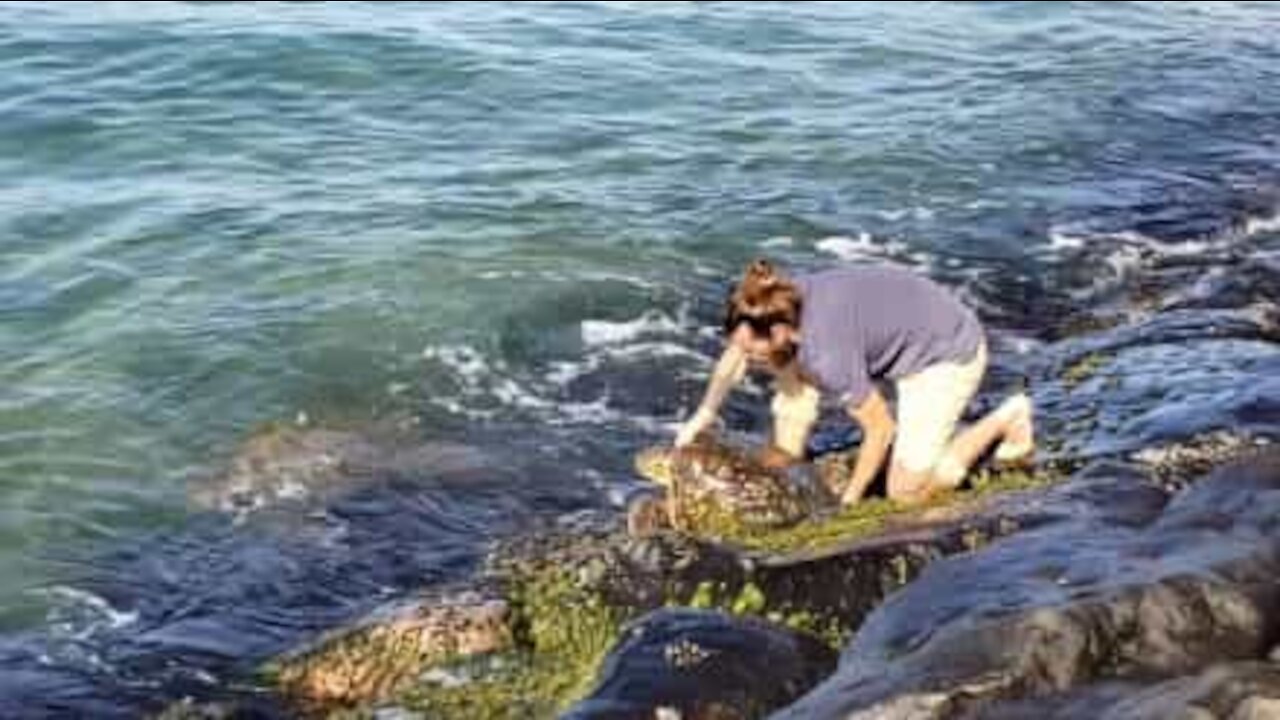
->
[675, 344, 748, 447]
[840, 388, 895, 504]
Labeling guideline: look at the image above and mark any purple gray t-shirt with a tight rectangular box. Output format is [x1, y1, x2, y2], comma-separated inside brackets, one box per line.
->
[794, 265, 984, 406]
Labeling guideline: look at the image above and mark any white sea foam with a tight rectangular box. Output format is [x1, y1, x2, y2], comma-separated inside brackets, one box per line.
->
[476, 269, 528, 281]
[422, 345, 494, 386]
[422, 314, 706, 429]
[1047, 228, 1088, 250]
[421, 344, 507, 419]
[533, 269, 663, 292]
[1048, 204, 1280, 265]
[815, 233, 913, 263]
[600, 341, 706, 363]
[491, 377, 554, 411]
[876, 206, 936, 222]
[581, 310, 683, 347]
[1063, 242, 1148, 301]
[552, 398, 621, 425]
[39, 586, 138, 637]
[1243, 211, 1280, 237]
[544, 359, 598, 387]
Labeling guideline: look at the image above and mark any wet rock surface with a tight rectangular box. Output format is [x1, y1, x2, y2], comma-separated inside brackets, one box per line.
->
[491, 465, 1094, 647]
[252, 464, 1094, 718]
[1017, 306, 1280, 464]
[978, 662, 1280, 720]
[1131, 430, 1274, 491]
[523, 462, 1164, 720]
[774, 450, 1280, 719]
[564, 608, 838, 720]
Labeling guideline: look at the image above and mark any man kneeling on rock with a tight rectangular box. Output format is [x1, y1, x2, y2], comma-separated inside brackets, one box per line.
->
[675, 259, 1035, 506]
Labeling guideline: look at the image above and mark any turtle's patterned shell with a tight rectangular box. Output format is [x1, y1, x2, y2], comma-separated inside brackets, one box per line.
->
[634, 438, 812, 529]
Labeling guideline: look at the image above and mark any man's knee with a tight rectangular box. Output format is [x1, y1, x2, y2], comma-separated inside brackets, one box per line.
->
[932, 452, 967, 488]
[887, 461, 932, 502]
[889, 453, 966, 501]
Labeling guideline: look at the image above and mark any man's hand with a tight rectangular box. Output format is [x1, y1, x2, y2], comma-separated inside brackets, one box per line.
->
[674, 409, 713, 448]
[675, 345, 748, 448]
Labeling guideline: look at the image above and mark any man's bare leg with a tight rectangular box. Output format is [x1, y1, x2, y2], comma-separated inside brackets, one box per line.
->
[933, 393, 1035, 489]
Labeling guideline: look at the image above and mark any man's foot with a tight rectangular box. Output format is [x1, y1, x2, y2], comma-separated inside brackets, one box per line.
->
[993, 393, 1035, 463]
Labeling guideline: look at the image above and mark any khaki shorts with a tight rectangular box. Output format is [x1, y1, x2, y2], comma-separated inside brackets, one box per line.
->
[892, 341, 988, 474]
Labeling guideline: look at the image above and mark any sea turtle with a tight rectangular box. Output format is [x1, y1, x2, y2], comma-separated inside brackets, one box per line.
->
[627, 434, 842, 538]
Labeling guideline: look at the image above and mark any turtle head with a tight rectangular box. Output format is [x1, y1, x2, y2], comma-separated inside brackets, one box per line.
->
[634, 445, 679, 487]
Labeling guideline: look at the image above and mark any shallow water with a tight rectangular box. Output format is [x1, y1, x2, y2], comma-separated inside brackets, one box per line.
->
[1, 2, 1278, 715]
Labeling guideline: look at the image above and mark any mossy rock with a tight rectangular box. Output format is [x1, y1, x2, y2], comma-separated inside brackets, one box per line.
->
[1062, 351, 1110, 390]
[396, 564, 628, 719]
[280, 460, 1076, 719]
[685, 462, 1065, 555]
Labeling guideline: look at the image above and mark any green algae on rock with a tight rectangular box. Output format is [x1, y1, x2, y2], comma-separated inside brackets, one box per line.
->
[698, 462, 1065, 554]
[396, 564, 627, 719]
[1062, 351, 1110, 390]
[276, 462, 1071, 718]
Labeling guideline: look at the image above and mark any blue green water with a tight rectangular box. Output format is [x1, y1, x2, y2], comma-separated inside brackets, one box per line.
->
[2, 2, 1279, 714]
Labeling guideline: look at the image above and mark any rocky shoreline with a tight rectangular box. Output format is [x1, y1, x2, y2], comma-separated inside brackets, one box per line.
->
[158, 433, 1273, 719]
[157, 269, 1279, 720]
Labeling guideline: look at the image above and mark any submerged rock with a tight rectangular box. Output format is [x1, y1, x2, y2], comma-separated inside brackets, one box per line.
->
[565, 608, 838, 720]
[774, 450, 1280, 719]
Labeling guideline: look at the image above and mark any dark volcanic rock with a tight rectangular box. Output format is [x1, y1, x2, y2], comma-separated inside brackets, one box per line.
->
[773, 450, 1280, 719]
[978, 661, 1280, 720]
[564, 608, 838, 720]
[1014, 304, 1280, 464]
[690, 462, 1166, 634]
[501, 460, 1168, 650]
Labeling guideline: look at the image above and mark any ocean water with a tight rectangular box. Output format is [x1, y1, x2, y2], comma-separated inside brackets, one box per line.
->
[1, 2, 1279, 715]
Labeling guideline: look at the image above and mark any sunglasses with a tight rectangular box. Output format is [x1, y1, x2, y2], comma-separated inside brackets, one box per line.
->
[737, 311, 791, 336]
